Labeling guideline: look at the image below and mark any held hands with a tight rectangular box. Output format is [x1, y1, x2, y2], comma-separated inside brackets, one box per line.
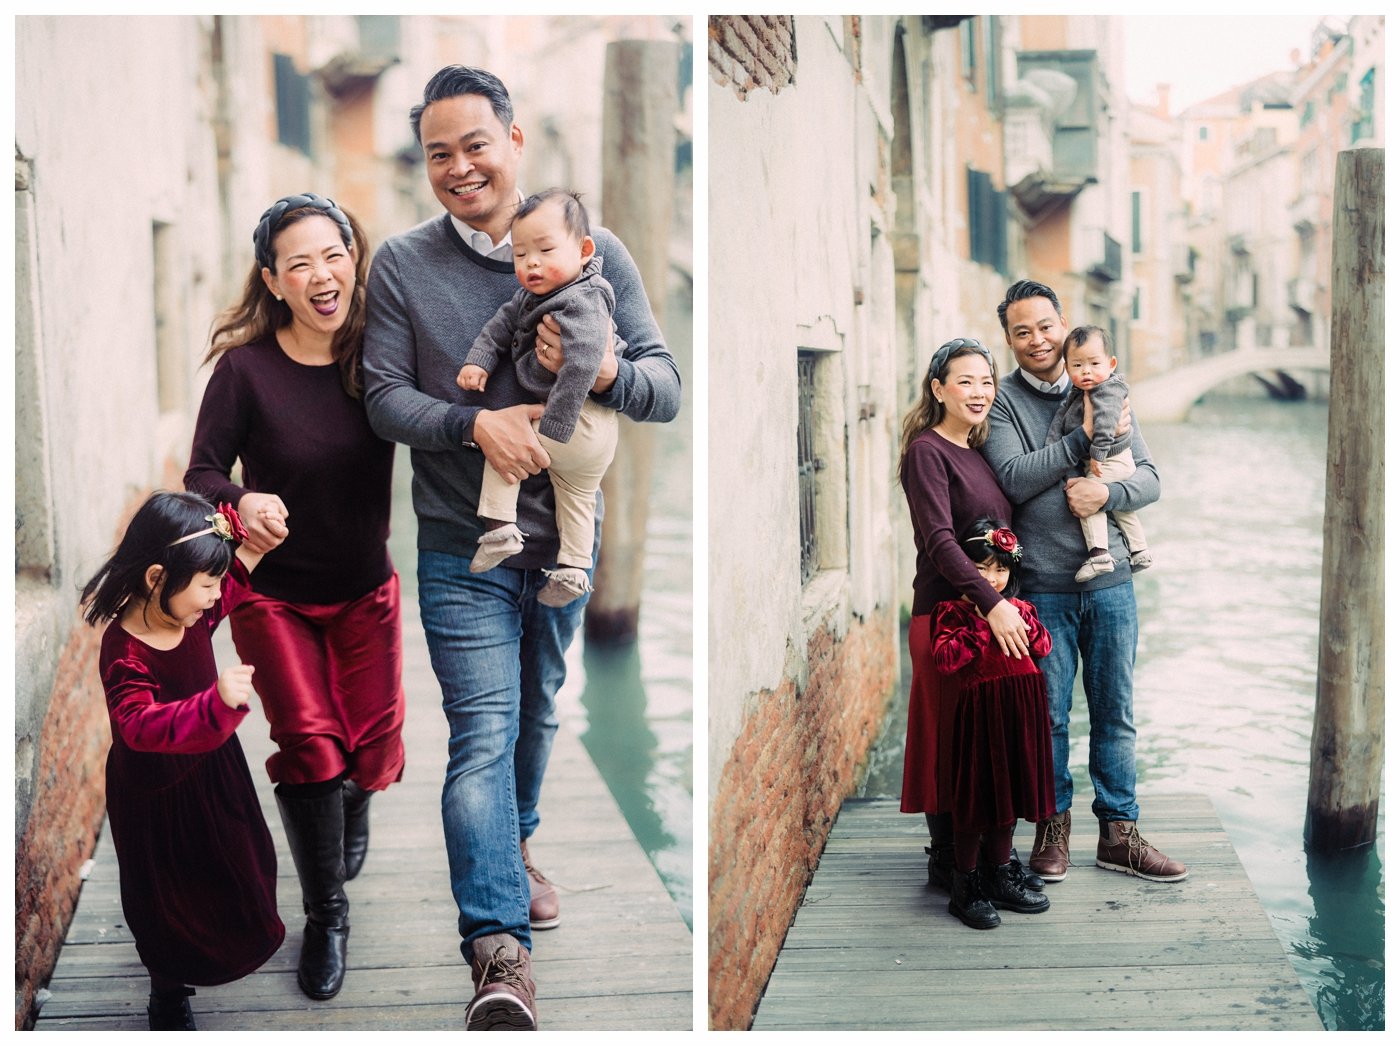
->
[456, 363, 489, 393]
[217, 663, 255, 710]
[985, 599, 1031, 660]
[236, 492, 289, 554]
[535, 313, 619, 394]
[474, 403, 550, 484]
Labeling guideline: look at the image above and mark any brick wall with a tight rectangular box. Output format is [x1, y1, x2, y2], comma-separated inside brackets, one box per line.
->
[14, 620, 112, 1030]
[709, 15, 796, 100]
[708, 606, 897, 1030]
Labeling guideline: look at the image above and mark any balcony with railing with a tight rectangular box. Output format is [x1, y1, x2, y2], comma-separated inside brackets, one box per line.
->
[1003, 50, 1102, 219]
[1086, 230, 1121, 283]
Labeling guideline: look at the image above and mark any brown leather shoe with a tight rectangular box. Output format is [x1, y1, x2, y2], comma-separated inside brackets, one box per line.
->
[1030, 810, 1071, 882]
[466, 934, 537, 1030]
[1096, 820, 1188, 882]
[522, 840, 560, 930]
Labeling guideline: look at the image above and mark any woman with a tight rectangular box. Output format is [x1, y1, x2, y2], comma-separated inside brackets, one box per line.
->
[184, 192, 405, 1002]
[897, 337, 1044, 925]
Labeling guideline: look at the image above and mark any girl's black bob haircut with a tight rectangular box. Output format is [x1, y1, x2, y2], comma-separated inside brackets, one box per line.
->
[80, 490, 235, 627]
[959, 516, 1023, 599]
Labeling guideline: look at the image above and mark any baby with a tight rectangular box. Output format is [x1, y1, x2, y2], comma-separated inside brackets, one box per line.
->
[456, 188, 621, 607]
[1044, 325, 1152, 582]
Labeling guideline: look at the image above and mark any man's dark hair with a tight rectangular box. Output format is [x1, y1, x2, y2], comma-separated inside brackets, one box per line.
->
[410, 65, 514, 144]
[996, 279, 1063, 332]
[513, 189, 590, 241]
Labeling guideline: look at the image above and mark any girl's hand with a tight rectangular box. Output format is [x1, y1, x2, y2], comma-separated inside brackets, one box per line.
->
[985, 599, 1031, 660]
[237, 492, 290, 553]
[1089, 458, 1104, 477]
[217, 663, 255, 710]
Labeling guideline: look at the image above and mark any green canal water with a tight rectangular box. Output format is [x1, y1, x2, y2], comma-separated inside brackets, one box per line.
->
[863, 393, 1384, 1030]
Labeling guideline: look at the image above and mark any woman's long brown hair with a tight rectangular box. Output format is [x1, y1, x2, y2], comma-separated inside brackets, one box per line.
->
[205, 206, 371, 398]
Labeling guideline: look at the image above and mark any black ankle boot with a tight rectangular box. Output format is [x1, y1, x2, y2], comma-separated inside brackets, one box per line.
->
[342, 780, 372, 881]
[276, 787, 350, 1000]
[147, 986, 196, 1030]
[981, 860, 1051, 913]
[978, 846, 1045, 893]
[948, 869, 1000, 929]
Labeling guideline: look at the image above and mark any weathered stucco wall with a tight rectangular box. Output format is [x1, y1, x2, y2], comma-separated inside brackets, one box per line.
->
[708, 15, 903, 1029]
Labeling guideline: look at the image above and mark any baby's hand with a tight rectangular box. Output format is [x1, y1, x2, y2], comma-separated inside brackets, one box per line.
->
[1089, 459, 1104, 477]
[457, 364, 489, 392]
[217, 664, 255, 710]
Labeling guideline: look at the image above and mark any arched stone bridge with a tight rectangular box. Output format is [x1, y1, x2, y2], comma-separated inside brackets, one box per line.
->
[1131, 347, 1330, 423]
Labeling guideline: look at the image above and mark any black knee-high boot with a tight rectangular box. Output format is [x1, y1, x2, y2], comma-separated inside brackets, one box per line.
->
[342, 779, 372, 881]
[276, 780, 350, 1000]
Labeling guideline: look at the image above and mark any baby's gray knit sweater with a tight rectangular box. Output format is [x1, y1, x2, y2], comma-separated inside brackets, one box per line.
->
[363, 213, 680, 567]
[463, 253, 621, 444]
[1044, 372, 1133, 462]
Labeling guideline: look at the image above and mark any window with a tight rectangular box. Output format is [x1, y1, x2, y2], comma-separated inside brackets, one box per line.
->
[1198, 126, 1209, 141]
[1131, 191, 1142, 254]
[1132, 287, 1141, 321]
[274, 53, 312, 156]
[960, 19, 977, 87]
[1353, 67, 1375, 142]
[984, 17, 1001, 105]
[967, 167, 1007, 274]
[796, 352, 819, 584]
[152, 221, 185, 414]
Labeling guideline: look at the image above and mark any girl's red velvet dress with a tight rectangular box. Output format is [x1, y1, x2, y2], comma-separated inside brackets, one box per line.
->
[929, 597, 1056, 831]
[99, 560, 284, 986]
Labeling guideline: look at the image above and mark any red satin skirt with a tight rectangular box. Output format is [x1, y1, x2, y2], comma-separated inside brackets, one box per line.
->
[231, 573, 406, 790]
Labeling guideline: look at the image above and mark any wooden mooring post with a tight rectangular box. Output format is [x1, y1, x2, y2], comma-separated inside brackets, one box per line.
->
[587, 38, 679, 645]
[1305, 147, 1383, 851]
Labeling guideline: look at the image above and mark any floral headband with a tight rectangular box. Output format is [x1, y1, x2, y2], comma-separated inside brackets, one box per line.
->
[169, 503, 248, 547]
[928, 337, 993, 382]
[976, 526, 1023, 562]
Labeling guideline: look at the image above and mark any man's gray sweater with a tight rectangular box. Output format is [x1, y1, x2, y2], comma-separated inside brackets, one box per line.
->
[981, 369, 1160, 593]
[363, 213, 680, 567]
[463, 253, 620, 445]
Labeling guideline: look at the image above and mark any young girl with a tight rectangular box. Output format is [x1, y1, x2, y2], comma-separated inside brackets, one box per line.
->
[80, 491, 286, 1029]
[932, 518, 1056, 929]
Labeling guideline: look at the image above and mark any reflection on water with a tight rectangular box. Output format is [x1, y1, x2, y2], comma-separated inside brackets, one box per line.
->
[863, 393, 1383, 1030]
[1136, 394, 1383, 1031]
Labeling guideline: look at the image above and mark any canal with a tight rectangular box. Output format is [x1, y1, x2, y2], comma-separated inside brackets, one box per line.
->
[862, 392, 1383, 1030]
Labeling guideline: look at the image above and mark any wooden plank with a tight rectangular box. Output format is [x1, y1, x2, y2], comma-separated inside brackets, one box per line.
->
[35, 608, 692, 1031]
[751, 794, 1320, 1031]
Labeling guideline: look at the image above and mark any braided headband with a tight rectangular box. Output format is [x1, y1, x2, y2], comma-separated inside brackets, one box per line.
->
[253, 192, 353, 270]
[169, 503, 248, 547]
[975, 527, 1023, 562]
[928, 337, 993, 382]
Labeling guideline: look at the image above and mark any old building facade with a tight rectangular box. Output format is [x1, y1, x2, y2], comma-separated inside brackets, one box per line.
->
[14, 14, 687, 1028]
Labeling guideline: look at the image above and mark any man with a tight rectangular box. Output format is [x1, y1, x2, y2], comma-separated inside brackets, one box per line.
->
[362, 65, 680, 1030]
[980, 279, 1186, 886]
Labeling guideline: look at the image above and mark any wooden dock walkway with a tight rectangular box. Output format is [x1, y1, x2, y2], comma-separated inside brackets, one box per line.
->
[35, 600, 693, 1031]
[753, 794, 1321, 1031]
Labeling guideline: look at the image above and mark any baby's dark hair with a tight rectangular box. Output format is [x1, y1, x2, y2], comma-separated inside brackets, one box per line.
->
[1065, 324, 1112, 356]
[80, 491, 235, 627]
[513, 188, 590, 241]
[959, 516, 1023, 599]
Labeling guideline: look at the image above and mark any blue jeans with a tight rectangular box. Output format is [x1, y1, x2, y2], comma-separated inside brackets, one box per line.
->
[1025, 583, 1140, 823]
[418, 549, 590, 958]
